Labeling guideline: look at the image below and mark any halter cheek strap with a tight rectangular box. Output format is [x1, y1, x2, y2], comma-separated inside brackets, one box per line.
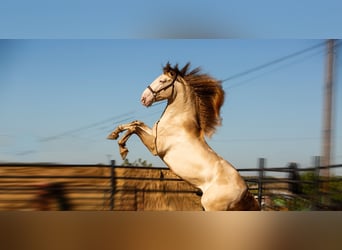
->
[147, 85, 157, 97]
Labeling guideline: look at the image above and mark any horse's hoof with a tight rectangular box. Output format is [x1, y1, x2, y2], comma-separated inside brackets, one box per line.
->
[119, 147, 129, 160]
[107, 131, 119, 140]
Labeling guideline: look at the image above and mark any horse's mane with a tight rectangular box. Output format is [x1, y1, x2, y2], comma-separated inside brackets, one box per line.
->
[163, 62, 225, 137]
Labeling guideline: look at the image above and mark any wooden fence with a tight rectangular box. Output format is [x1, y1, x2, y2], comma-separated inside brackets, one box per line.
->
[0, 159, 341, 211]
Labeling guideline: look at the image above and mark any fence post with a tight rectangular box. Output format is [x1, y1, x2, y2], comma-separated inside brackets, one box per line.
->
[312, 156, 321, 210]
[258, 158, 266, 209]
[110, 160, 116, 210]
[288, 162, 302, 195]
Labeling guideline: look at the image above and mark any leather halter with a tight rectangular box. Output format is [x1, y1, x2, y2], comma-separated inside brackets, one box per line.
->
[147, 73, 178, 99]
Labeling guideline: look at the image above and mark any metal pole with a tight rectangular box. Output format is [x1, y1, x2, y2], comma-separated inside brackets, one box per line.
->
[110, 160, 116, 210]
[258, 158, 265, 209]
[321, 39, 336, 206]
[321, 39, 336, 173]
[312, 156, 321, 210]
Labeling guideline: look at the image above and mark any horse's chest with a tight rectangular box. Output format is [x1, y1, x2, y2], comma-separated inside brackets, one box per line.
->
[160, 145, 212, 186]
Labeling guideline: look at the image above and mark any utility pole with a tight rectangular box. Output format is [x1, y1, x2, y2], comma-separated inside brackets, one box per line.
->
[321, 39, 336, 177]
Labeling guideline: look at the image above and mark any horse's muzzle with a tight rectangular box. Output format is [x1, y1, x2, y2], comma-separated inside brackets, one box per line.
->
[141, 89, 153, 107]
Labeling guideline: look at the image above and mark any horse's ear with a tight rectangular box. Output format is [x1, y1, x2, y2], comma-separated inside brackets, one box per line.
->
[163, 62, 171, 73]
[169, 63, 179, 77]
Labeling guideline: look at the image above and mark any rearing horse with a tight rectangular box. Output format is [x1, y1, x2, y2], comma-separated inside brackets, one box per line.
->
[108, 63, 260, 211]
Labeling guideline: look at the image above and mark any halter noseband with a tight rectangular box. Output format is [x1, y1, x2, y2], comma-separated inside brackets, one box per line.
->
[147, 73, 178, 99]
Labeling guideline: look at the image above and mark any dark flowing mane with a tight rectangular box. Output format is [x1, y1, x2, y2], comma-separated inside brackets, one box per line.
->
[163, 62, 225, 137]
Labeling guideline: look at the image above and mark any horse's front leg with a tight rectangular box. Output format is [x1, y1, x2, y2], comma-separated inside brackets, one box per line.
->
[107, 120, 157, 159]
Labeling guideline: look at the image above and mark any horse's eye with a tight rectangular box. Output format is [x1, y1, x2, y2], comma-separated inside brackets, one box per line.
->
[160, 79, 167, 83]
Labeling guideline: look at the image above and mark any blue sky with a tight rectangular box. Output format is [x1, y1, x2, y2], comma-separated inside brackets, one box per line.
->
[1, 39, 341, 172]
[0, 1, 342, 171]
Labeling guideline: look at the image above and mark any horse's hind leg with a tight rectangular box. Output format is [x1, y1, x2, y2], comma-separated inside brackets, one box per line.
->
[201, 185, 259, 211]
[201, 188, 231, 211]
[201, 183, 247, 211]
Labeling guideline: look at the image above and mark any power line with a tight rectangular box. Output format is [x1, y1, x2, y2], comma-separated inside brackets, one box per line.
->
[225, 45, 326, 90]
[39, 111, 135, 142]
[221, 41, 327, 84]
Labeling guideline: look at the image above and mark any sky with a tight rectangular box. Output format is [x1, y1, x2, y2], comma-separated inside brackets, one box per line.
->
[0, 1, 342, 172]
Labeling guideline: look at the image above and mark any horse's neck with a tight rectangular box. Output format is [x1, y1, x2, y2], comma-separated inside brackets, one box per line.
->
[159, 84, 199, 134]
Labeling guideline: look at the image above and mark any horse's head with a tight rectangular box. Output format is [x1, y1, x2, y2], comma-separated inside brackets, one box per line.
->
[141, 63, 179, 107]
